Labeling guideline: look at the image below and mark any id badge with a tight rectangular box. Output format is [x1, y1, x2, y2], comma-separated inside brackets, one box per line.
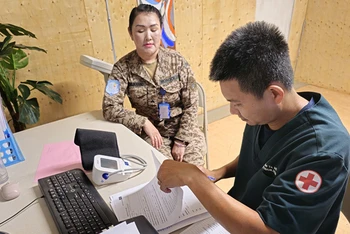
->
[158, 102, 170, 119]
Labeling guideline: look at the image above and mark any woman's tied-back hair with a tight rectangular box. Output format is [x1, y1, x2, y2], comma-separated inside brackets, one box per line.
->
[128, 4, 163, 31]
[209, 21, 294, 99]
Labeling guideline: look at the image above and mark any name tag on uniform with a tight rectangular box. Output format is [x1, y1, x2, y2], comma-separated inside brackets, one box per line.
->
[158, 102, 170, 119]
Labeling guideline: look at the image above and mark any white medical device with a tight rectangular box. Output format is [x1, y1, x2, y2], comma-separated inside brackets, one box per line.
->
[92, 154, 147, 185]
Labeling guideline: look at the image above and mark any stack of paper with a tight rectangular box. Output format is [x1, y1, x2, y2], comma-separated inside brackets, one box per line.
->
[101, 221, 140, 234]
[110, 152, 210, 233]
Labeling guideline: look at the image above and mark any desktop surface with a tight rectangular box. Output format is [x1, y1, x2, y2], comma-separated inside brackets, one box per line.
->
[0, 110, 164, 234]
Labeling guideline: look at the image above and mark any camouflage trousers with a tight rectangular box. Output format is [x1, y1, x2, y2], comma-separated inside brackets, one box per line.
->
[142, 127, 206, 166]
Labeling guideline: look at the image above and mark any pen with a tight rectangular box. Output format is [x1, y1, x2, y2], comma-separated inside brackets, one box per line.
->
[208, 176, 215, 181]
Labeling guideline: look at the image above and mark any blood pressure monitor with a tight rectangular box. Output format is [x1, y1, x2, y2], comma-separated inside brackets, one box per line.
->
[92, 154, 147, 185]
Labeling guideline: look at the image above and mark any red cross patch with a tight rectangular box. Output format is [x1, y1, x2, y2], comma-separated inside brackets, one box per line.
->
[295, 170, 322, 194]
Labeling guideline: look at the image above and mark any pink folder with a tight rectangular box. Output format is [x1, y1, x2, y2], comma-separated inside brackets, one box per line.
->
[34, 141, 84, 182]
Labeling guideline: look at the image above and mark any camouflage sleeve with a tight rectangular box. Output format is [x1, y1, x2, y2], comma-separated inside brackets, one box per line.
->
[174, 58, 199, 143]
[102, 62, 147, 135]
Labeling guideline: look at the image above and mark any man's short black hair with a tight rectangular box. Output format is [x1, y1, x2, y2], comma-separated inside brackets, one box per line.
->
[210, 21, 294, 98]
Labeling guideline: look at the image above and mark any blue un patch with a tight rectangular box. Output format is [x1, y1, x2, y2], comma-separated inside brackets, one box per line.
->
[106, 80, 120, 95]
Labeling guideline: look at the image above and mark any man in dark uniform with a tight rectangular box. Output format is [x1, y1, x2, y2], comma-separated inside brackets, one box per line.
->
[157, 21, 350, 234]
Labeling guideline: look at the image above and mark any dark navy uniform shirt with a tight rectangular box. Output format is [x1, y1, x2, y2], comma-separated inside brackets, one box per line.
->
[228, 92, 350, 234]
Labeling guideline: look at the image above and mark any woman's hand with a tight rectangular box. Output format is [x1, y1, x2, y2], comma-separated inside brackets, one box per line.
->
[171, 140, 186, 162]
[143, 119, 163, 149]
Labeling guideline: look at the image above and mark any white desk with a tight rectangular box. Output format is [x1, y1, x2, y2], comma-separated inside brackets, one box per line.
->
[0, 110, 166, 234]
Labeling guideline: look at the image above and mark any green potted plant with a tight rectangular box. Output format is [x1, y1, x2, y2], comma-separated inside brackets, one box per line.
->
[0, 23, 62, 132]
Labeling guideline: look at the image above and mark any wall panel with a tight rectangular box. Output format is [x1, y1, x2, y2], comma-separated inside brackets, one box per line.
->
[294, 0, 350, 93]
[201, 0, 256, 110]
[174, 0, 203, 90]
[289, 0, 308, 70]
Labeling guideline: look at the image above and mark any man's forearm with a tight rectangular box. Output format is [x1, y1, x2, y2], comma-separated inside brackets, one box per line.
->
[185, 171, 278, 234]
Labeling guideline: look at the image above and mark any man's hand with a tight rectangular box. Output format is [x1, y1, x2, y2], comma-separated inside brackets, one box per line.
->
[171, 140, 186, 162]
[143, 119, 163, 149]
[197, 165, 219, 183]
[157, 160, 200, 193]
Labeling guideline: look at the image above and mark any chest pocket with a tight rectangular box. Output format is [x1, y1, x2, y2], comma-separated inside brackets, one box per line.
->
[127, 82, 147, 108]
[160, 74, 182, 106]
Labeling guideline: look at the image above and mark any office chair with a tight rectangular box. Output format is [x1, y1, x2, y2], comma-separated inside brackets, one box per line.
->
[341, 178, 350, 222]
[196, 82, 209, 169]
[80, 55, 209, 168]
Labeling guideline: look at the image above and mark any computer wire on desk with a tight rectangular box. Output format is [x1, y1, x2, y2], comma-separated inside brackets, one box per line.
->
[38, 168, 119, 234]
[0, 195, 44, 226]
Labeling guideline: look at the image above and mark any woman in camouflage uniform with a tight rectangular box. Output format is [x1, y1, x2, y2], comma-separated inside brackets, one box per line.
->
[102, 4, 206, 166]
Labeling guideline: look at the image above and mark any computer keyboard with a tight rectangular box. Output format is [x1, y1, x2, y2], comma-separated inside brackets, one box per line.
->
[38, 168, 119, 234]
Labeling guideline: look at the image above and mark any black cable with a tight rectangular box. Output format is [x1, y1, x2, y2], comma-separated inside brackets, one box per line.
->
[0, 195, 44, 226]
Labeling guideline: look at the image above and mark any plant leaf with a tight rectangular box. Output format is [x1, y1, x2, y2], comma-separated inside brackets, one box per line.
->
[21, 80, 62, 104]
[0, 47, 13, 59]
[0, 36, 13, 50]
[18, 84, 30, 100]
[18, 97, 39, 125]
[0, 64, 15, 96]
[0, 24, 45, 58]
[1, 49, 28, 70]
[37, 80, 53, 85]
[10, 88, 19, 113]
[0, 40, 15, 58]
[14, 44, 47, 53]
[0, 23, 36, 38]
[12, 49, 28, 69]
[20, 79, 37, 87]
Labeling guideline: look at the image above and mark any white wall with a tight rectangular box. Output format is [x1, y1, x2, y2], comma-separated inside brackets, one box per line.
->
[255, 0, 295, 40]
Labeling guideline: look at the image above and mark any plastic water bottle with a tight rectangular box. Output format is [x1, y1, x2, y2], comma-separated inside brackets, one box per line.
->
[0, 158, 9, 184]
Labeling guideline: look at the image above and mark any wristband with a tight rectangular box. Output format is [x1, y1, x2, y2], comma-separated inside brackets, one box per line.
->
[174, 140, 186, 147]
[174, 138, 189, 146]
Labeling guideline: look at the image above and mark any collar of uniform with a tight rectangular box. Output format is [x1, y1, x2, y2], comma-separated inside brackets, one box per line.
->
[128, 51, 149, 80]
[128, 47, 167, 85]
[157, 47, 167, 64]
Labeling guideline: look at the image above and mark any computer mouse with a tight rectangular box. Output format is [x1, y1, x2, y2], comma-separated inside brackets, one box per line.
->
[0, 182, 20, 201]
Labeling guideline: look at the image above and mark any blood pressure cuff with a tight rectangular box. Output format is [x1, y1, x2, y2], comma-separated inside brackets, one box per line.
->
[74, 128, 120, 171]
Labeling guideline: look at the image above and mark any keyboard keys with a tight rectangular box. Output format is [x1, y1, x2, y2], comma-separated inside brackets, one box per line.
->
[38, 169, 119, 234]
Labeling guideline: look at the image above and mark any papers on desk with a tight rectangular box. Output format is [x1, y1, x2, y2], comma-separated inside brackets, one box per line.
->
[110, 153, 210, 233]
[180, 217, 229, 234]
[101, 221, 140, 233]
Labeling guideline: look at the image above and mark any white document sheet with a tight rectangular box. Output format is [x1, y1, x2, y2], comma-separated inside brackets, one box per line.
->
[180, 217, 230, 234]
[111, 175, 183, 230]
[110, 151, 208, 232]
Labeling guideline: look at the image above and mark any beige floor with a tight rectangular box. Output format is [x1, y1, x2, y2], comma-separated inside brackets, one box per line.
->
[206, 85, 350, 233]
